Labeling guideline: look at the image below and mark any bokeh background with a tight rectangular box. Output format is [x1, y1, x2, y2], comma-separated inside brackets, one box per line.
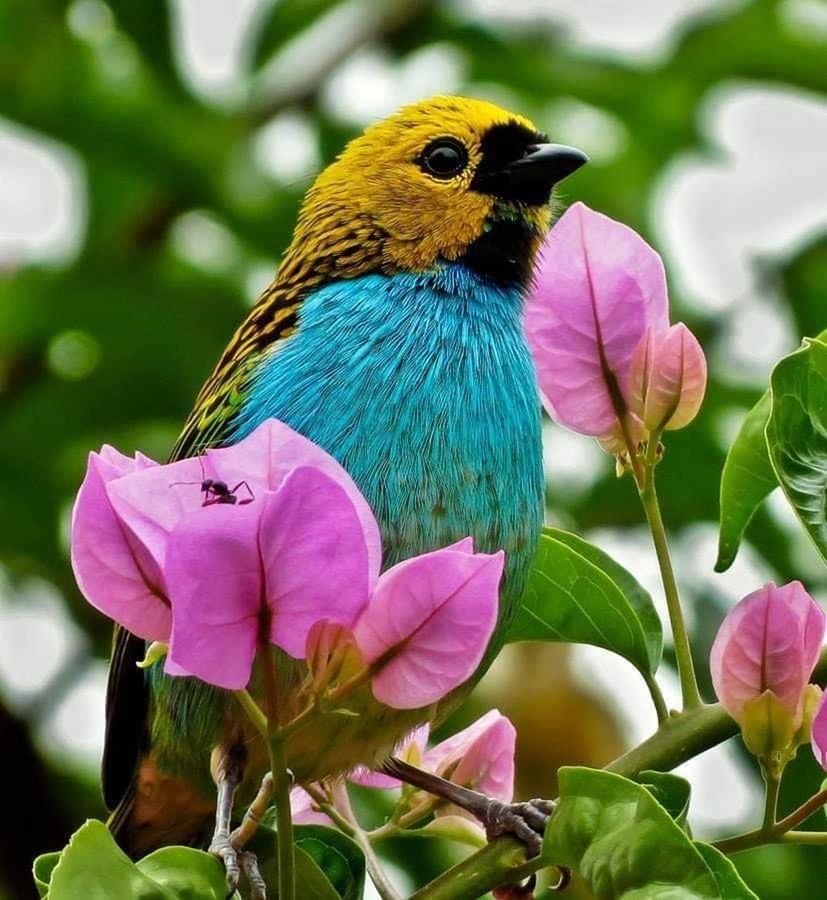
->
[2, 0, 827, 896]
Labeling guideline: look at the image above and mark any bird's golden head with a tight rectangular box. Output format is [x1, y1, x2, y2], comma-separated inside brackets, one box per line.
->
[278, 96, 587, 293]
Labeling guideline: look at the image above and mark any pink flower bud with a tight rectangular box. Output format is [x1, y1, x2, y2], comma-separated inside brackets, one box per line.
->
[289, 786, 333, 826]
[629, 323, 707, 432]
[812, 693, 827, 770]
[711, 582, 825, 729]
[524, 202, 669, 439]
[422, 709, 516, 818]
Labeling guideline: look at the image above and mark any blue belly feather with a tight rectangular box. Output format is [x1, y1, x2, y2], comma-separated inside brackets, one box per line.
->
[233, 264, 544, 628]
[149, 264, 543, 786]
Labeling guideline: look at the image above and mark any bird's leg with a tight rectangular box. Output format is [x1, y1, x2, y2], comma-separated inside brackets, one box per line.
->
[381, 757, 555, 859]
[209, 749, 245, 894]
[230, 771, 274, 849]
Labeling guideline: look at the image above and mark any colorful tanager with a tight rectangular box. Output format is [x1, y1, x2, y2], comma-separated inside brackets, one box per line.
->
[103, 95, 587, 885]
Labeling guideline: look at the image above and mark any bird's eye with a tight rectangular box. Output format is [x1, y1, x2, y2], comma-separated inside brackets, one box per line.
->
[419, 138, 468, 179]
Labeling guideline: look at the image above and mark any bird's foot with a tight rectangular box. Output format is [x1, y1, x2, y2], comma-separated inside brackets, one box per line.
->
[381, 758, 565, 862]
[210, 835, 268, 899]
[209, 832, 240, 895]
[239, 850, 267, 900]
[479, 797, 555, 858]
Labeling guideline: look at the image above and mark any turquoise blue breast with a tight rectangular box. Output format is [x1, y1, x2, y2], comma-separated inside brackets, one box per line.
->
[233, 264, 544, 633]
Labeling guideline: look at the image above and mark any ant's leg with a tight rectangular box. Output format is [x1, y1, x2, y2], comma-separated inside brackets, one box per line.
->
[230, 481, 255, 503]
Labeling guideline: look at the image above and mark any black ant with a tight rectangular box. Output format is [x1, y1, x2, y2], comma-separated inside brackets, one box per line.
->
[171, 457, 255, 507]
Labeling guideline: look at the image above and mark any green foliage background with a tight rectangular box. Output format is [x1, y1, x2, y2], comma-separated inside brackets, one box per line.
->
[1, 0, 826, 897]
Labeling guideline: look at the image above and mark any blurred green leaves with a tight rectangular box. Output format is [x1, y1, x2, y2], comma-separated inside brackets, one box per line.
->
[716, 392, 775, 572]
[767, 337, 827, 564]
[717, 331, 827, 570]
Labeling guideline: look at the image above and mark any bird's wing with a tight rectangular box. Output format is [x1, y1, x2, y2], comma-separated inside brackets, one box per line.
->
[170, 286, 300, 459]
[101, 282, 300, 812]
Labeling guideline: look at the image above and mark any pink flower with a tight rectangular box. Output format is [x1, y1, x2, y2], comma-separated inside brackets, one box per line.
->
[71, 420, 380, 688]
[423, 710, 515, 818]
[629, 323, 707, 432]
[72, 420, 504, 702]
[164, 465, 373, 688]
[812, 694, 827, 770]
[290, 786, 333, 826]
[524, 202, 669, 442]
[711, 582, 824, 725]
[299, 711, 516, 830]
[352, 710, 515, 805]
[354, 539, 504, 709]
[70, 446, 169, 642]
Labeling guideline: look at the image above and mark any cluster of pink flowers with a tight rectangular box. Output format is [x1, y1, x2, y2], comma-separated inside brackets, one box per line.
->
[71, 419, 504, 709]
[525, 202, 706, 451]
[292, 709, 516, 836]
[711, 581, 827, 770]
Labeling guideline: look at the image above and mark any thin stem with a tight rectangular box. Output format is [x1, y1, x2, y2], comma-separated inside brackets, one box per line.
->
[714, 827, 827, 854]
[233, 689, 267, 736]
[637, 436, 703, 710]
[369, 799, 437, 840]
[305, 784, 402, 900]
[714, 786, 827, 855]
[643, 670, 669, 724]
[268, 736, 295, 900]
[410, 839, 542, 900]
[260, 649, 295, 900]
[776, 788, 827, 833]
[762, 770, 781, 834]
[782, 831, 827, 845]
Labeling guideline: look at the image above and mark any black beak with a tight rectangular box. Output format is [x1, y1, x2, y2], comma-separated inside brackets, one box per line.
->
[508, 143, 589, 183]
[474, 142, 589, 206]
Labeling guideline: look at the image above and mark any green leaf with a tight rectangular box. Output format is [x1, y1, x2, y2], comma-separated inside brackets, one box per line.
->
[248, 823, 365, 900]
[32, 851, 61, 898]
[715, 392, 776, 572]
[544, 767, 730, 899]
[136, 847, 233, 899]
[547, 528, 662, 672]
[694, 843, 758, 899]
[295, 827, 366, 900]
[638, 770, 691, 831]
[767, 337, 827, 563]
[294, 846, 342, 900]
[45, 820, 176, 899]
[507, 530, 663, 677]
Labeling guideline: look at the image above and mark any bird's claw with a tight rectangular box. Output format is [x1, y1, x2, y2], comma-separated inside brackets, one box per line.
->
[209, 833, 240, 895]
[482, 798, 555, 858]
[210, 836, 267, 899]
[240, 850, 267, 900]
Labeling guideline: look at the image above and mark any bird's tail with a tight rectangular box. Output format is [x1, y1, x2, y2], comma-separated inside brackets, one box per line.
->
[106, 762, 214, 859]
[106, 781, 136, 849]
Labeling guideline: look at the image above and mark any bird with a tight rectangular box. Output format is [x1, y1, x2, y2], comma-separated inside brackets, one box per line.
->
[103, 95, 587, 883]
